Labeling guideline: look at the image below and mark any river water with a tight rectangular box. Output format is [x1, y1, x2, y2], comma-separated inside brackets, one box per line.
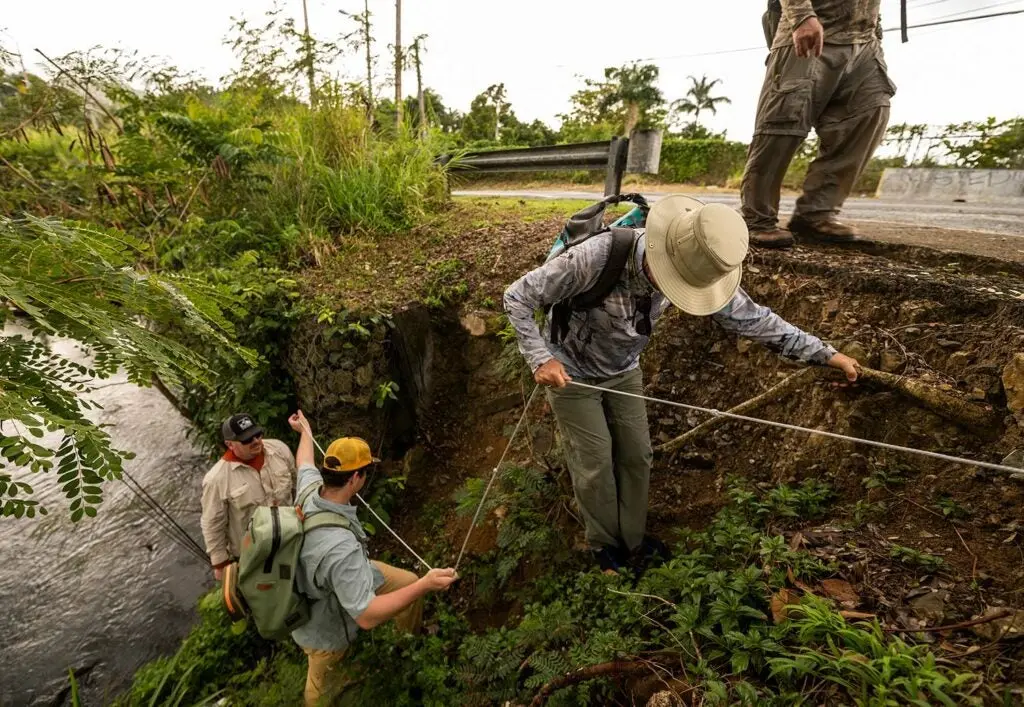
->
[0, 334, 212, 706]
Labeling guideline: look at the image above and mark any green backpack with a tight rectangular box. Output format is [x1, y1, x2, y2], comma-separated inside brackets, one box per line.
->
[223, 484, 352, 640]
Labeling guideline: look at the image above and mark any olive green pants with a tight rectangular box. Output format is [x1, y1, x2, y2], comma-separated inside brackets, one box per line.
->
[546, 368, 652, 552]
[741, 41, 895, 232]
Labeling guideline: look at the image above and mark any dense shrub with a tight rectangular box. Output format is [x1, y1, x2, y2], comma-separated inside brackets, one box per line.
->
[656, 138, 748, 186]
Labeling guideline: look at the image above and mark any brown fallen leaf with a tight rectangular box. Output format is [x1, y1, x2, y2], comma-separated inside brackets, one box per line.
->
[771, 588, 802, 624]
[789, 532, 805, 551]
[821, 579, 860, 609]
[787, 567, 816, 594]
[839, 610, 876, 621]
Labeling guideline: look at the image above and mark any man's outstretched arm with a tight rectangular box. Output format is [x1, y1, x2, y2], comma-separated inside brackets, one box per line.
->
[711, 288, 858, 380]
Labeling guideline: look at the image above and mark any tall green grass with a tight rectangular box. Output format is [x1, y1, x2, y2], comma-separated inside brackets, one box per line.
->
[253, 102, 449, 241]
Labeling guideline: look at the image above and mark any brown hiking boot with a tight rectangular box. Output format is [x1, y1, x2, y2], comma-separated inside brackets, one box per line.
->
[788, 216, 860, 244]
[749, 228, 794, 249]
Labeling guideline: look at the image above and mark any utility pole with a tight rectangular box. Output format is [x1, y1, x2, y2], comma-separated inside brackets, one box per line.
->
[302, 0, 317, 106]
[411, 35, 427, 137]
[340, 2, 375, 117]
[394, 0, 402, 130]
[363, 0, 374, 114]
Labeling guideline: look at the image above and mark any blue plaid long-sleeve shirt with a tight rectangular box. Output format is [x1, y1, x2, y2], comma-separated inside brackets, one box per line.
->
[503, 230, 836, 380]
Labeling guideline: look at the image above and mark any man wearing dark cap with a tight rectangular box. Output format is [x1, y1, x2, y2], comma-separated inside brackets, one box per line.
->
[200, 413, 296, 580]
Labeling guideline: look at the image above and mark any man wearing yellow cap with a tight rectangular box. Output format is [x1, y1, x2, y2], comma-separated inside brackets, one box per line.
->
[504, 195, 858, 573]
[285, 410, 458, 706]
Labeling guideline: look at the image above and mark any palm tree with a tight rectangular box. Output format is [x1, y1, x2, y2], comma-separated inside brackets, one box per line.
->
[672, 75, 731, 126]
[600, 63, 663, 137]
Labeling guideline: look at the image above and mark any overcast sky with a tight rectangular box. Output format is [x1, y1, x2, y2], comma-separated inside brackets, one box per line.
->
[4, 0, 1023, 142]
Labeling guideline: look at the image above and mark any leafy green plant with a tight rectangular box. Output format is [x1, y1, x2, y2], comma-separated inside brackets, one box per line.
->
[373, 380, 400, 409]
[889, 544, 945, 572]
[455, 465, 566, 589]
[852, 499, 887, 525]
[770, 597, 978, 706]
[935, 495, 970, 520]
[0, 217, 254, 518]
[728, 478, 835, 525]
[658, 138, 747, 185]
[862, 462, 910, 490]
[495, 315, 531, 383]
[68, 669, 81, 707]
[118, 592, 274, 706]
[422, 258, 468, 309]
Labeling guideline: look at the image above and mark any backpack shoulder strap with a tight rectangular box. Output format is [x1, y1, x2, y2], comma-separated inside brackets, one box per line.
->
[303, 511, 352, 533]
[570, 227, 636, 311]
[296, 483, 354, 534]
[296, 482, 321, 506]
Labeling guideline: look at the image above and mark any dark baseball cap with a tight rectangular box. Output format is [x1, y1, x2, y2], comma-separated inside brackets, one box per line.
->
[222, 413, 264, 443]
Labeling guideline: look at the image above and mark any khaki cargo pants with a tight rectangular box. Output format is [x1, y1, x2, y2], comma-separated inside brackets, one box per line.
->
[546, 368, 652, 552]
[302, 561, 422, 707]
[741, 41, 897, 232]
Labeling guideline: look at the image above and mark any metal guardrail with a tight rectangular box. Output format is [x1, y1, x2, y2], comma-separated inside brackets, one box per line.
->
[441, 131, 662, 197]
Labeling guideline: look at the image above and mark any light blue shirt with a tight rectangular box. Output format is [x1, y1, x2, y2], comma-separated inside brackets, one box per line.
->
[290, 464, 385, 652]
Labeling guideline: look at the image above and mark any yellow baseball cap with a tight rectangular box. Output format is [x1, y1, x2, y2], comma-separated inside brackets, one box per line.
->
[323, 437, 379, 472]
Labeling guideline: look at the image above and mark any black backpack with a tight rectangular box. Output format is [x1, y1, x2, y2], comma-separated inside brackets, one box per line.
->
[544, 193, 652, 345]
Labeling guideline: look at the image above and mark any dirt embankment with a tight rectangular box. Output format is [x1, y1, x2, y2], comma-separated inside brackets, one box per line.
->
[306, 201, 1024, 689]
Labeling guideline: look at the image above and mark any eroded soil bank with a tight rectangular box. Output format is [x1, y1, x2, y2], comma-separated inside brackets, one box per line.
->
[307, 200, 1024, 700]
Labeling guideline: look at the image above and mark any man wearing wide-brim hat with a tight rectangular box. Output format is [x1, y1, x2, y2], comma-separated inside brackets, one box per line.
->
[504, 194, 858, 573]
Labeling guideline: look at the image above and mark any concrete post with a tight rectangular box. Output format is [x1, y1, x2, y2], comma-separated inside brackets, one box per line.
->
[626, 129, 663, 175]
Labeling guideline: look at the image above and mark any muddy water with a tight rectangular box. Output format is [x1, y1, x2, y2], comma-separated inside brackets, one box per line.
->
[0, 335, 212, 706]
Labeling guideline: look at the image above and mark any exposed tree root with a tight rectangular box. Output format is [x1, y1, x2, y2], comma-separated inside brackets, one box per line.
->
[655, 364, 1001, 456]
[855, 366, 1001, 437]
[530, 660, 656, 706]
[656, 368, 816, 454]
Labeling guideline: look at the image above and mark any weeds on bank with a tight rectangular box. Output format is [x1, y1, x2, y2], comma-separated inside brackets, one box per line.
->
[341, 477, 978, 705]
[422, 258, 469, 309]
[120, 478, 979, 706]
[889, 544, 946, 572]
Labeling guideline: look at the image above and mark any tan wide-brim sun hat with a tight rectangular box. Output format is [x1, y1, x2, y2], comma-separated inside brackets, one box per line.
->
[645, 194, 749, 316]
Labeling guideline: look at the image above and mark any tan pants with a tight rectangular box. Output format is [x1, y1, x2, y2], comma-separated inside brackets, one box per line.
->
[741, 41, 895, 231]
[302, 561, 422, 707]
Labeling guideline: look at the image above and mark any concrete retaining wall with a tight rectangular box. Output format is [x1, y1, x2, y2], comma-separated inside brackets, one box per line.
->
[877, 168, 1024, 203]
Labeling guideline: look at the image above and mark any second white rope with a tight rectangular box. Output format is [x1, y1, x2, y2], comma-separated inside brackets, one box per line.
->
[301, 419, 433, 570]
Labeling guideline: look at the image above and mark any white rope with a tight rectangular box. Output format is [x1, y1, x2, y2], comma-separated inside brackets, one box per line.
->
[454, 385, 540, 571]
[568, 381, 1023, 476]
[300, 420, 433, 570]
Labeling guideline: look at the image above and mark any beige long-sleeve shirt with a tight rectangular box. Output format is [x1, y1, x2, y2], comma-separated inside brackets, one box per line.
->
[200, 438, 296, 566]
[773, 0, 881, 49]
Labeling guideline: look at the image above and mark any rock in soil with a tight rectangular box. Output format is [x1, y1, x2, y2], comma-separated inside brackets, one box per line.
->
[1003, 353, 1024, 421]
[970, 608, 1024, 642]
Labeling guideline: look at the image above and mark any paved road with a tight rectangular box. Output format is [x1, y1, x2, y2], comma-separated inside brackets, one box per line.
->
[455, 189, 1024, 237]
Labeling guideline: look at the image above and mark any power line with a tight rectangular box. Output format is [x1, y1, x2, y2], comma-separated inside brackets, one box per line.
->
[917, 0, 1024, 21]
[891, 6, 1024, 28]
[602, 8, 1024, 65]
